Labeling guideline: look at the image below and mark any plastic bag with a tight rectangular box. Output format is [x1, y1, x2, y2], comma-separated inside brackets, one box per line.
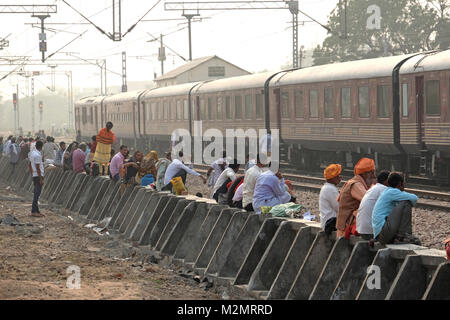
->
[269, 203, 305, 218]
[171, 176, 187, 195]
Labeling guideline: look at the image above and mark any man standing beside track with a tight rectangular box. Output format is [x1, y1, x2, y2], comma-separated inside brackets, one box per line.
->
[93, 122, 116, 176]
[336, 158, 376, 239]
[28, 140, 45, 218]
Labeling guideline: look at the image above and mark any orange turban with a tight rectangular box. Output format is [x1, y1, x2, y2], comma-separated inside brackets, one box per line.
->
[324, 164, 342, 180]
[354, 158, 375, 175]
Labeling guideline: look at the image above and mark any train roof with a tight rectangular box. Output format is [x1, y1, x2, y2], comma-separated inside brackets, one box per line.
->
[143, 82, 201, 99]
[75, 95, 105, 105]
[400, 50, 450, 74]
[194, 72, 275, 94]
[274, 54, 420, 86]
[103, 89, 147, 103]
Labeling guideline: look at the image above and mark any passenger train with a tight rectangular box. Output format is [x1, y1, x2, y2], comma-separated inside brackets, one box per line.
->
[75, 50, 450, 185]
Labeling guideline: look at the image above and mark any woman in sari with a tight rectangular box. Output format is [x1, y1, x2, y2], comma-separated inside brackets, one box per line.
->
[93, 122, 116, 176]
[137, 150, 158, 185]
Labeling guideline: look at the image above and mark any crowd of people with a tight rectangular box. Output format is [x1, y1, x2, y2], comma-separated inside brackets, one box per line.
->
[319, 158, 421, 245]
[0, 123, 425, 247]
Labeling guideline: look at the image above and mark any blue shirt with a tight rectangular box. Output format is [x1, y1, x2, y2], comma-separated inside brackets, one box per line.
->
[372, 187, 418, 238]
[252, 170, 291, 214]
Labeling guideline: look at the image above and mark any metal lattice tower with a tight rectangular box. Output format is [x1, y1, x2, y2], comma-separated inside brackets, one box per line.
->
[112, 0, 122, 41]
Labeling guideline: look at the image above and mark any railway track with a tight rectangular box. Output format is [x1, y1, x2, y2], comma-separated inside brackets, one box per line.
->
[193, 164, 450, 212]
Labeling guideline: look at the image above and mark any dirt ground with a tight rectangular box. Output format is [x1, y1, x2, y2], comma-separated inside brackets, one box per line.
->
[185, 177, 449, 251]
[0, 182, 221, 300]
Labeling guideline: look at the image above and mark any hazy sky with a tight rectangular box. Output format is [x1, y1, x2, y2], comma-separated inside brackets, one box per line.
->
[0, 0, 338, 97]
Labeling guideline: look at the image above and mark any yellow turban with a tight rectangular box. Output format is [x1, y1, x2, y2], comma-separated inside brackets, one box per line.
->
[354, 158, 375, 175]
[324, 164, 342, 180]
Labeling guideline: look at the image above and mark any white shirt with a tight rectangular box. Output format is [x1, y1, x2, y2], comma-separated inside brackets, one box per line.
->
[242, 165, 265, 208]
[30, 150, 44, 177]
[356, 183, 388, 235]
[4, 140, 11, 155]
[164, 158, 200, 185]
[213, 167, 237, 195]
[232, 183, 244, 202]
[319, 182, 339, 229]
[209, 158, 228, 187]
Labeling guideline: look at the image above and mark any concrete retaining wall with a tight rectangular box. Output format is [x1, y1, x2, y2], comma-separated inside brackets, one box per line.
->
[0, 158, 448, 300]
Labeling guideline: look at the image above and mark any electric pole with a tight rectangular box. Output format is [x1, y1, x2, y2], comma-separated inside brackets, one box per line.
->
[31, 77, 35, 134]
[122, 51, 127, 92]
[158, 34, 166, 75]
[182, 12, 200, 61]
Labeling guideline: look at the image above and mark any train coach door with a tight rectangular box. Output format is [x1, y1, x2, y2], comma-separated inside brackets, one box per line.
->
[415, 76, 425, 148]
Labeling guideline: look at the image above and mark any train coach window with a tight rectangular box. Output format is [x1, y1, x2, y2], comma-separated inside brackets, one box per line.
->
[377, 85, 390, 118]
[294, 90, 304, 118]
[151, 103, 156, 120]
[341, 87, 351, 118]
[170, 102, 176, 120]
[256, 94, 264, 119]
[208, 98, 214, 120]
[281, 91, 289, 118]
[324, 87, 334, 118]
[358, 86, 370, 118]
[200, 99, 206, 120]
[235, 95, 243, 119]
[402, 83, 409, 117]
[309, 89, 319, 118]
[216, 97, 223, 120]
[176, 100, 182, 120]
[226, 96, 231, 119]
[82, 107, 87, 123]
[245, 94, 252, 119]
[183, 100, 189, 120]
[425, 80, 440, 115]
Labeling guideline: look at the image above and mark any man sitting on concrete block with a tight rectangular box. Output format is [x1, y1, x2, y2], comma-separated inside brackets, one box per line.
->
[372, 172, 420, 245]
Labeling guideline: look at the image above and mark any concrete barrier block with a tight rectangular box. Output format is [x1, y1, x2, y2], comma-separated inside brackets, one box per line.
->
[42, 170, 62, 201]
[54, 171, 77, 205]
[267, 226, 317, 300]
[331, 241, 378, 300]
[386, 253, 446, 300]
[96, 181, 121, 221]
[88, 180, 117, 222]
[286, 231, 335, 300]
[49, 171, 70, 204]
[217, 214, 268, 280]
[55, 172, 78, 205]
[233, 218, 285, 286]
[205, 211, 251, 277]
[86, 179, 112, 221]
[138, 194, 175, 246]
[309, 237, 354, 300]
[160, 201, 202, 256]
[118, 188, 147, 234]
[155, 198, 194, 251]
[42, 169, 59, 201]
[423, 262, 450, 300]
[123, 191, 154, 239]
[248, 220, 305, 292]
[356, 245, 419, 300]
[67, 175, 90, 211]
[111, 186, 143, 230]
[194, 208, 242, 271]
[178, 204, 225, 265]
[108, 186, 135, 227]
[171, 202, 214, 260]
[71, 176, 93, 212]
[148, 197, 184, 247]
[78, 177, 106, 216]
[129, 192, 165, 242]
